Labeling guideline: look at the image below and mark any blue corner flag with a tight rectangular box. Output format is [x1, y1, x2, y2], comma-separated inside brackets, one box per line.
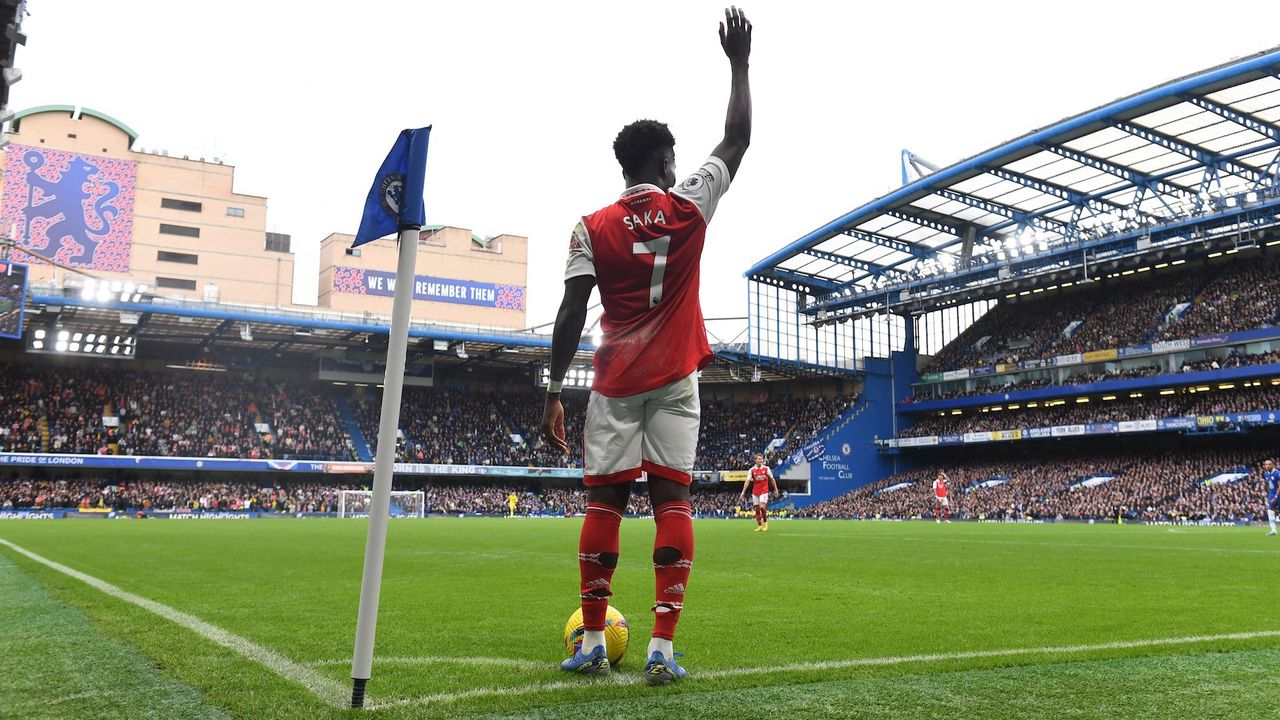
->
[353, 126, 431, 248]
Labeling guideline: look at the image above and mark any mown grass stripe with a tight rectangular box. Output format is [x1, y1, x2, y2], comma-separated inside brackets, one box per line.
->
[370, 628, 1280, 708]
[0, 538, 348, 708]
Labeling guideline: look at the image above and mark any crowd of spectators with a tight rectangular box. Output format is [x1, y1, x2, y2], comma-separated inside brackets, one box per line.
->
[901, 383, 1280, 437]
[0, 372, 49, 453]
[906, 377, 1051, 403]
[0, 476, 754, 518]
[354, 388, 589, 467]
[1053, 272, 1203, 355]
[0, 478, 347, 513]
[0, 364, 856, 472]
[924, 255, 1280, 375]
[111, 372, 262, 458]
[1062, 364, 1162, 386]
[924, 302, 1076, 373]
[913, 347, 1280, 404]
[797, 446, 1273, 522]
[697, 396, 854, 470]
[0, 366, 359, 460]
[257, 382, 354, 461]
[1160, 254, 1280, 340]
[355, 389, 854, 472]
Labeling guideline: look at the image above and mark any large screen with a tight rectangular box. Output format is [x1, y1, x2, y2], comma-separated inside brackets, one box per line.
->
[0, 260, 28, 339]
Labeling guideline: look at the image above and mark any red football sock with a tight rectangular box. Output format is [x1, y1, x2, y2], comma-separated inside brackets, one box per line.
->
[652, 500, 694, 641]
[579, 502, 622, 631]
[755, 506, 764, 525]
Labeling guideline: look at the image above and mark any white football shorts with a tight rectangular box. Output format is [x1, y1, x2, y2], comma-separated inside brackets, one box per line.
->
[583, 372, 699, 487]
[751, 493, 770, 505]
[936, 496, 950, 507]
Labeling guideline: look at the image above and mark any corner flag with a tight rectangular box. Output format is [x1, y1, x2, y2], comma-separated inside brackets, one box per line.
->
[353, 127, 431, 248]
[349, 125, 431, 709]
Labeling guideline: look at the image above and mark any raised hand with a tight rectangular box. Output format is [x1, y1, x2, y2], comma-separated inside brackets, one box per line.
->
[719, 6, 752, 65]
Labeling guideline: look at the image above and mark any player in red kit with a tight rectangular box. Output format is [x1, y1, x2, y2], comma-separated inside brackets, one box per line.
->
[541, 7, 752, 685]
[933, 471, 951, 523]
[739, 452, 779, 532]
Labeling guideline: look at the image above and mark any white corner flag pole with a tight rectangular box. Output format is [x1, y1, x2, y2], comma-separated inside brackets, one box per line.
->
[350, 225, 419, 708]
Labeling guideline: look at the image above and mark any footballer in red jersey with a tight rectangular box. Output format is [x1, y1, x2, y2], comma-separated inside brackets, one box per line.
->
[933, 471, 951, 523]
[542, 7, 753, 685]
[739, 452, 779, 532]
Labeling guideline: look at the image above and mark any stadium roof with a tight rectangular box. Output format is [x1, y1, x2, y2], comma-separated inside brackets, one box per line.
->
[24, 288, 821, 383]
[748, 46, 1280, 316]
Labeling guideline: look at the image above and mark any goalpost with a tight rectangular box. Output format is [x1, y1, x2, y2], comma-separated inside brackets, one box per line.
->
[338, 490, 426, 519]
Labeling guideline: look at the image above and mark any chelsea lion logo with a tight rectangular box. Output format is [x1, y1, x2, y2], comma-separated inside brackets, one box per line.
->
[841, 442, 852, 456]
[379, 173, 405, 219]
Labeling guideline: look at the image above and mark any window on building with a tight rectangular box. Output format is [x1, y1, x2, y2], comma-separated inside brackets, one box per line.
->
[155, 277, 198, 291]
[345, 247, 361, 257]
[159, 223, 200, 238]
[226, 207, 245, 218]
[265, 232, 291, 253]
[161, 198, 203, 212]
[156, 250, 199, 265]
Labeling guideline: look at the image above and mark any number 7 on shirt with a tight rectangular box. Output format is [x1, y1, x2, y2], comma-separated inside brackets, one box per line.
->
[633, 235, 672, 308]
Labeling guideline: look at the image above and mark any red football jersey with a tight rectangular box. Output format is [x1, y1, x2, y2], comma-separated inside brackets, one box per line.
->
[933, 478, 948, 498]
[566, 157, 732, 397]
[750, 466, 772, 495]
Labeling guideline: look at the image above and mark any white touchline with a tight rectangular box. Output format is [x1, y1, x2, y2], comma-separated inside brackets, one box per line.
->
[847, 534, 1280, 556]
[0, 539, 348, 708]
[371, 628, 1280, 709]
[308, 655, 546, 671]
[7, 538, 1279, 711]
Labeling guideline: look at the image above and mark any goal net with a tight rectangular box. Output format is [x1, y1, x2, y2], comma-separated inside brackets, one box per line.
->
[338, 490, 426, 518]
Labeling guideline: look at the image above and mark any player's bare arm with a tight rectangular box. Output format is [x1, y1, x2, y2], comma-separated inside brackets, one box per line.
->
[770, 468, 779, 496]
[712, 6, 752, 179]
[541, 275, 596, 454]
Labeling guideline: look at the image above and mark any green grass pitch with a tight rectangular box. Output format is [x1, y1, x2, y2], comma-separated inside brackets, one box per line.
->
[2, 518, 1279, 719]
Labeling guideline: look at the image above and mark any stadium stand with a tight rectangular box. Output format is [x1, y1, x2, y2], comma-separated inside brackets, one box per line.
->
[353, 387, 855, 470]
[0, 362, 852, 471]
[0, 477, 748, 517]
[908, 350, 1277, 403]
[921, 255, 1280, 375]
[353, 387, 589, 468]
[797, 445, 1272, 522]
[902, 383, 1280, 437]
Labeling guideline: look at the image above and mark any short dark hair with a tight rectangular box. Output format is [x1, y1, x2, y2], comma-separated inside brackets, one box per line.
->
[613, 120, 675, 177]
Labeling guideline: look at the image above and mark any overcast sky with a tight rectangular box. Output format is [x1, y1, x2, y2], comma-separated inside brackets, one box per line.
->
[18, 1, 1280, 336]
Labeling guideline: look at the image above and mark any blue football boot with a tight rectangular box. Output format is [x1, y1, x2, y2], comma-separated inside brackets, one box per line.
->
[642, 650, 687, 685]
[560, 644, 610, 675]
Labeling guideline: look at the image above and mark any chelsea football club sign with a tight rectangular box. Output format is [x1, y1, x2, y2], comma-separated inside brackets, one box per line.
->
[2, 144, 138, 271]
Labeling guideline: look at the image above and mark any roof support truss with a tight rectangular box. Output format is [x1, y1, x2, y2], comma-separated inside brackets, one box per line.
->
[755, 268, 844, 293]
[934, 188, 1066, 236]
[1113, 119, 1264, 187]
[1180, 94, 1280, 143]
[803, 248, 907, 277]
[839, 228, 935, 259]
[883, 210, 965, 239]
[196, 318, 234, 352]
